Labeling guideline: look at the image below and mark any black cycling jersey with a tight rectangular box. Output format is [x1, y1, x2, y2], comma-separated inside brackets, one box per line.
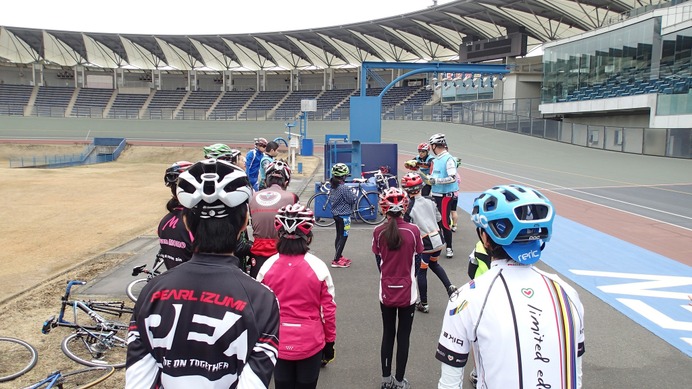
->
[156, 207, 193, 270]
[126, 253, 280, 388]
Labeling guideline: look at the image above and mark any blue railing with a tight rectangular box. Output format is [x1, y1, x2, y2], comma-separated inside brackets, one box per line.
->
[9, 138, 127, 168]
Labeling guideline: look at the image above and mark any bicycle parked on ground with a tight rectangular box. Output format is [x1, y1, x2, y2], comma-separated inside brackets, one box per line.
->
[126, 257, 164, 303]
[306, 180, 385, 227]
[42, 280, 131, 368]
[0, 336, 38, 383]
[21, 366, 115, 389]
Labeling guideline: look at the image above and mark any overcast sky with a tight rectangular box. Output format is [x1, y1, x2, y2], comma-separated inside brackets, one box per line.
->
[1, 0, 456, 35]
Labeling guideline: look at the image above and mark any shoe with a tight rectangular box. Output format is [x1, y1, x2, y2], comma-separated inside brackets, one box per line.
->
[470, 368, 478, 388]
[416, 302, 429, 313]
[331, 258, 350, 268]
[381, 377, 393, 389]
[339, 256, 352, 265]
[447, 284, 457, 296]
[393, 378, 410, 389]
[446, 248, 454, 258]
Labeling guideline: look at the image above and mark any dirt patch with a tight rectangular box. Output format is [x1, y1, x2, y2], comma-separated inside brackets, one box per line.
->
[0, 143, 319, 388]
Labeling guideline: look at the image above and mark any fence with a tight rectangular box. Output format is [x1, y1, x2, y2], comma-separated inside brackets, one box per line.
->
[2, 100, 689, 159]
[9, 138, 127, 168]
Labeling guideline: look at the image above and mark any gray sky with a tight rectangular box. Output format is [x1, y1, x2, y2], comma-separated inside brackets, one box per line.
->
[1, 0, 456, 35]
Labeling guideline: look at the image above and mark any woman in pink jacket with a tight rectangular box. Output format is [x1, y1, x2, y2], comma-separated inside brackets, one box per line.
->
[257, 203, 337, 389]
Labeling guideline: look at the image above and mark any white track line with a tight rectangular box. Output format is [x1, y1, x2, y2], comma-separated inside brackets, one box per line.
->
[462, 163, 692, 232]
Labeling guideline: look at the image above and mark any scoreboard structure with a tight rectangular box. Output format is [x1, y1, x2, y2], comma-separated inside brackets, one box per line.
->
[459, 32, 528, 63]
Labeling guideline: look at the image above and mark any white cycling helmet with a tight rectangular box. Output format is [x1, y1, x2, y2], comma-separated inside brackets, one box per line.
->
[177, 159, 252, 219]
[274, 202, 315, 240]
[428, 133, 447, 146]
[266, 160, 292, 183]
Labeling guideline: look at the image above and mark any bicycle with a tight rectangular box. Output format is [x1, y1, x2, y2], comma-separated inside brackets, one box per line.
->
[22, 366, 115, 388]
[42, 280, 131, 368]
[306, 181, 385, 227]
[126, 257, 164, 303]
[360, 165, 399, 194]
[0, 337, 38, 382]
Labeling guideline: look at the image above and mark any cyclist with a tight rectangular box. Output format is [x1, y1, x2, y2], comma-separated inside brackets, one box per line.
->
[329, 162, 356, 268]
[203, 143, 245, 168]
[449, 157, 462, 232]
[258, 141, 280, 190]
[400, 173, 456, 314]
[256, 203, 337, 389]
[246, 137, 268, 191]
[414, 142, 434, 196]
[157, 161, 193, 270]
[425, 133, 459, 258]
[248, 160, 299, 278]
[204, 143, 252, 271]
[372, 187, 423, 389]
[436, 184, 585, 389]
[127, 159, 279, 389]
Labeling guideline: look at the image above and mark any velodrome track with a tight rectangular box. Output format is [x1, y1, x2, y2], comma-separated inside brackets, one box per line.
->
[1, 117, 691, 388]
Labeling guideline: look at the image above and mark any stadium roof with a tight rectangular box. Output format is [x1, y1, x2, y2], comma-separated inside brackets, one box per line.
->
[0, 0, 667, 72]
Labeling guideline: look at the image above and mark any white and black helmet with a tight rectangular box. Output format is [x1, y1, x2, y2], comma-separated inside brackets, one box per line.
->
[428, 133, 447, 146]
[176, 159, 252, 219]
[266, 160, 292, 183]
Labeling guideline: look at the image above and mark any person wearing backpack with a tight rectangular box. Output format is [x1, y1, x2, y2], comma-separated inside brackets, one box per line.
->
[372, 188, 423, 389]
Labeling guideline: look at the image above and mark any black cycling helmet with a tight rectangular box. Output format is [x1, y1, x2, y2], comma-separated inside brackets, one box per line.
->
[164, 161, 193, 188]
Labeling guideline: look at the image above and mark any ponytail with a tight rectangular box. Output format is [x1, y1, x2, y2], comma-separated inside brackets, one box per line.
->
[382, 212, 403, 250]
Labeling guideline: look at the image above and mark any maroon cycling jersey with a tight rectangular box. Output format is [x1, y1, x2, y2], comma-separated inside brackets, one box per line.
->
[157, 207, 193, 270]
[248, 185, 298, 257]
[126, 253, 280, 389]
[372, 218, 424, 307]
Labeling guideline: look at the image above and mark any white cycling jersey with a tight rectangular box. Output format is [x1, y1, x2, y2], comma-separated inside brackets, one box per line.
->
[436, 259, 585, 389]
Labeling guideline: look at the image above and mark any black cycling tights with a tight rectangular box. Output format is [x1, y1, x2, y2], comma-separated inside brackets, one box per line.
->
[333, 216, 349, 261]
[273, 351, 322, 389]
[380, 303, 416, 382]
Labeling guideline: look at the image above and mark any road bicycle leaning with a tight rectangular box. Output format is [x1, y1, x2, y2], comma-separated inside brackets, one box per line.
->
[21, 366, 115, 389]
[307, 180, 385, 227]
[126, 257, 164, 303]
[42, 280, 132, 368]
[0, 336, 38, 383]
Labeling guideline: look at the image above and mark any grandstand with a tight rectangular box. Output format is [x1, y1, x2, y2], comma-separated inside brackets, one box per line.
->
[0, 0, 689, 157]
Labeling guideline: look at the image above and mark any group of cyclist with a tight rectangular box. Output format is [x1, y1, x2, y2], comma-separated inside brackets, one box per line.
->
[128, 133, 585, 389]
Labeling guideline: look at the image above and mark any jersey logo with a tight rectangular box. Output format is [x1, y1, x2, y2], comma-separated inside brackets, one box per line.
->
[521, 288, 534, 298]
[448, 300, 468, 316]
[255, 191, 281, 206]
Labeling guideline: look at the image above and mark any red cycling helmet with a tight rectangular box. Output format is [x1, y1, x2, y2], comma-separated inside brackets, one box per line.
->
[274, 203, 315, 240]
[401, 172, 423, 193]
[379, 187, 410, 214]
[417, 142, 430, 152]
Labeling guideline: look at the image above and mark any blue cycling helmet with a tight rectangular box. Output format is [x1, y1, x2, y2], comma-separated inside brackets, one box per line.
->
[471, 184, 554, 264]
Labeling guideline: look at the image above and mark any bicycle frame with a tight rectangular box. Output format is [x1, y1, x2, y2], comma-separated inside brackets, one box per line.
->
[43, 281, 129, 334]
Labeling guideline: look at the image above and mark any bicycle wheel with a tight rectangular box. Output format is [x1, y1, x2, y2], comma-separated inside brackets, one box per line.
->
[126, 278, 149, 303]
[306, 192, 335, 227]
[57, 366, 116, 388]
[357, 191, 385, 225]
[0, 337, 38, 382]
[61, 331, 127, 368]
